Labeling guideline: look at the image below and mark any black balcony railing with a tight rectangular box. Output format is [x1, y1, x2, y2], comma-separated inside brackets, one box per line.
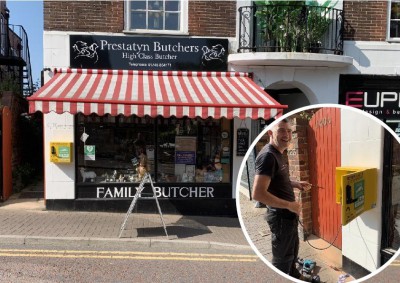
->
[0, 12, 34, 96]
[238, 4, 344, 55]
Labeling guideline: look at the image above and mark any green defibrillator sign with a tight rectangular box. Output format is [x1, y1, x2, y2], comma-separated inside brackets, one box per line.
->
[50, 142, 73, 163]
[353, 179, 365, 210]
[59, 146, 70, 158]
[336, 167, 377, 226]
[84, 145, 96, 161]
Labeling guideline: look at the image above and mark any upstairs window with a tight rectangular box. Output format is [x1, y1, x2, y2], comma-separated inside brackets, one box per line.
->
[389, 0, 400, 39]
[126, 0, 186, 33]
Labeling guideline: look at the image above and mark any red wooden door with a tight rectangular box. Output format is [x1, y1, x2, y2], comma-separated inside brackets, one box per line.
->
[307, 108, 342, 249]
[1, 107, 12, 201]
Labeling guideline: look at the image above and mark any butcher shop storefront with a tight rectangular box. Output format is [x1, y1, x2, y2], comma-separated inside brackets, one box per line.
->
[28, 34, 286, 215]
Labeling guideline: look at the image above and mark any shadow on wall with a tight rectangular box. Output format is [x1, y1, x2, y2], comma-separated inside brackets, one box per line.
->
[343, 18, 371, 68]
[266, 88, 310, 114]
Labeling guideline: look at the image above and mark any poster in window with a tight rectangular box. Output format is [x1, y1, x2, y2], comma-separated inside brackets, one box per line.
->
[84, 145, 96, 161]
[175, 136, 197, 165]
[175, 136, 196, 151]
[236, 128, 249, 156]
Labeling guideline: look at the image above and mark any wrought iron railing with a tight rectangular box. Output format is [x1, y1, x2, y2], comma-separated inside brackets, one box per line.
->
[0, 14, 34, 96]
[238, 4, 344, 54]
[9, 24, 34, 96]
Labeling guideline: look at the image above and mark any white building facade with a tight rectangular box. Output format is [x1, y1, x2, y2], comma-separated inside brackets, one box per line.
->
[231, 0, 400, 277]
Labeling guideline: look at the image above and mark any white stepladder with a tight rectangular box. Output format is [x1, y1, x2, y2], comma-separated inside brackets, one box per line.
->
[118, 172, 168, 239]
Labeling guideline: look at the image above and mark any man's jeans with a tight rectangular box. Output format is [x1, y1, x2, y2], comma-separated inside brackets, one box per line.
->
[266, 208, 300, 279]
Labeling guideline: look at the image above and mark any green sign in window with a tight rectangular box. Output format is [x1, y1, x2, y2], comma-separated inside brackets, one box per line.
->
[84, 145, 96, 161]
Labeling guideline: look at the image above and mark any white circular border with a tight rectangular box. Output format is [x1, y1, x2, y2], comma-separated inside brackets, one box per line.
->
[235, 103, 400, 283]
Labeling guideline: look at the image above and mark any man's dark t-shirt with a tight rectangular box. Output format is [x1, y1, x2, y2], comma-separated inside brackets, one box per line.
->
[255, 143, 294, 202]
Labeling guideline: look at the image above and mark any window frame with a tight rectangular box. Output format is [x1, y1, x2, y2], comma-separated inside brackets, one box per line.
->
[124, 0, 189, 35]
[388, 0, 400, 41]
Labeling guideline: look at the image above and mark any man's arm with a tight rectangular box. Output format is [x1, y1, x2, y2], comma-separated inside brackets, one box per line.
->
[252, 175, 300, 215]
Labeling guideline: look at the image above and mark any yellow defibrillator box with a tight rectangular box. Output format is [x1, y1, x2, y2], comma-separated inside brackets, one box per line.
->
[336, 167, 377, 226]
[50, 142, 73, 163]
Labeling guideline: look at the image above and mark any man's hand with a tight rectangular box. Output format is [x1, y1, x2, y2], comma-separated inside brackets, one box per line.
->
[292, 180, 311, 191]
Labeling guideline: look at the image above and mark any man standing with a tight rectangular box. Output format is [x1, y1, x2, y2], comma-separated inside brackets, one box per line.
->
[252, 119, 310, 279]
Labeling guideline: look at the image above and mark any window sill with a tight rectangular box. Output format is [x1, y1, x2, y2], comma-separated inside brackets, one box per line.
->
[123, 30, 189, 36]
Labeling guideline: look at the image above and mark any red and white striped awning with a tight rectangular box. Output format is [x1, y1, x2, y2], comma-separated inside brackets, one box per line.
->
[28, 68, 286, 119]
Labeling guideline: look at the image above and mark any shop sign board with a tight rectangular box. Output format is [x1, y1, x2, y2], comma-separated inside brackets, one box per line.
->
[335, 167, 378, 226]
[236, 128, 249, 156]
[77, 183, 232, 199]
[339, 74, 400, 118]
[70, 34, 228, 71]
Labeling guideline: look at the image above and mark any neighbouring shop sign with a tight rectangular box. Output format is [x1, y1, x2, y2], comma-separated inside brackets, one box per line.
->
[339, 74, 400, 118]
[236, 128, 249, 156]
[77, 183, 232, 199]
[70, 34, 228, 71]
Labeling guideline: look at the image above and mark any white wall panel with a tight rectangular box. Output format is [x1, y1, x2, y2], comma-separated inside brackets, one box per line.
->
[44, 112, 75, 199]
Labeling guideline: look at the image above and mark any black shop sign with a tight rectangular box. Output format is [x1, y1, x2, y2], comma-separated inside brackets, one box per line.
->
[339, 74, 400, 118]
[236, 128, 249, 156]
[70, 35, 228, 71]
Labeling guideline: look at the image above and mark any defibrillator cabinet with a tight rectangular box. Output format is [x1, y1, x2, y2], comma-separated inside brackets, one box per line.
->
[336, 167, 377, 226]
[50, 142, 73, 163]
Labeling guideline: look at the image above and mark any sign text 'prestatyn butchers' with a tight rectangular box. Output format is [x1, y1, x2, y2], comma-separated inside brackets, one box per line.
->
[70, 35, 228, 71]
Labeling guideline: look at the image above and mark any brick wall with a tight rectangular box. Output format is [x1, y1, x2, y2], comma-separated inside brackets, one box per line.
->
[344, 0, 387, 41]
[44, 0, 236, 37]
[288, 116, 312, 241]
[188, 1, 236, 37]
[44, 1, 124, 33]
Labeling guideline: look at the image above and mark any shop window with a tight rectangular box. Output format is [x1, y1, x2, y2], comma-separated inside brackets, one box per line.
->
[76, 114, 156, 184]
[125, 0, 187, 33]
[389, 0, 400, 39]
[157, 117, 231, 183]
[76, 115, 231, 185]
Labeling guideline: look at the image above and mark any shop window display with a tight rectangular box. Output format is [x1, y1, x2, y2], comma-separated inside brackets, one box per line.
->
[76, 114, 231, 184]
[76, 114, 156, 184]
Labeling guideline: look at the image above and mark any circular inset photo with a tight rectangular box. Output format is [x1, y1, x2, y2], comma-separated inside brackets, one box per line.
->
[236, 104, 400, 283]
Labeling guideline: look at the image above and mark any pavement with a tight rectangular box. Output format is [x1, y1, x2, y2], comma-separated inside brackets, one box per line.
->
[0, 191, 250, 252]
[238, 186, 356, 283]
[0, 181, 356, 283]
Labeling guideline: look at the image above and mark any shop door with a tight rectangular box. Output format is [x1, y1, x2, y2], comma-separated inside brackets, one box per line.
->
[1, 107, 12, 201]
[307, 108, 342, 249]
